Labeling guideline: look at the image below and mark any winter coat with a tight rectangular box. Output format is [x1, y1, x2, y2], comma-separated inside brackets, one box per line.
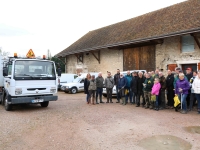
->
[192, 77, 200, 94]
[151, 83, 161, 95]
[173, 75, 188, 89]
[125, 74, 132, 88]
[114, 73, 120, 86]
[96, 76, 104, 88]
[118, 77, 127, 89]
[175, 79, 190, 95]
[159, 76, 166, 90]
[88, 79, 96, 91]
[105, 76, 115, 89]
[166, 74, 174, 90]
[186, 73, 193, 81]
[143, 77, 153, 92]
[137, 76, 145, 91]
[130, 76, 138, 94]
[84, 79, 90, 94]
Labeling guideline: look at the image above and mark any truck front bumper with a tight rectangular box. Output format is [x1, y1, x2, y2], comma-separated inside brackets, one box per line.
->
[8, 95, 58, 104]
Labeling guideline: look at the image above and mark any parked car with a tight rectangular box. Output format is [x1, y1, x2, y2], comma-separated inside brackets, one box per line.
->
[58, 73, 78, 91]
[103, 70, 146, 97]
[61, 72, 98, 94]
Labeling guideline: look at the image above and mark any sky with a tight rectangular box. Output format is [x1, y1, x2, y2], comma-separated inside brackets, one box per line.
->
[0, 0, 186, 57]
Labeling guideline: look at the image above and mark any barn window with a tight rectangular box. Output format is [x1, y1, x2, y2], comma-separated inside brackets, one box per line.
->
[181, 35, 194, 53]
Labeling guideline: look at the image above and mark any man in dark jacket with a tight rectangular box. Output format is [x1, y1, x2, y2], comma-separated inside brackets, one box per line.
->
[136, 72, 145, 107]
[158, 72, 166, 109]
[118, 73, 127, 105]
[132, 71, 138, 104]
[130, 73, 137, 105]
[143, 73, 153, 109]
[166, 70, 174, 108]
[96, 72, 104, 104]
[114, 69, 120, 103]
[185, 68, 193, 107]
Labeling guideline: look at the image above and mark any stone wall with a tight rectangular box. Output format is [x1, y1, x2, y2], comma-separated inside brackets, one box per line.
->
[156, 36, 200, 74]
[65, 48, 123, 77]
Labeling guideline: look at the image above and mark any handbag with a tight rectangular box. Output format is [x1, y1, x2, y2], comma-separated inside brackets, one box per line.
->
[174, 95, 180, 107]
[151, 95, 156, 102]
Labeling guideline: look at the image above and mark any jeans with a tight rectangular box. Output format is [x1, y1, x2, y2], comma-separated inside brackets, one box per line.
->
[116, 86, 120, 101]
[96, 87, 103, 102]
[178, 94, 188, 111]
[106, 88, 113, 101]
[86, 93, 90, 102]
[195, 94, 200, 112]
[156, 95, 159, 107]
[125, 87, 133, 103]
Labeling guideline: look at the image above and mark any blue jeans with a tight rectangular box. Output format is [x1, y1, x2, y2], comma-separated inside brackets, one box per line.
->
[86, 93, 90, 102]
[116, 86, 120, 101]
[96, 87, 103, 102]
[195, 94, 200, 112]
[125, 87, 133, 103]
[156, 95, 159, 107]
[178, 94, 188, 111]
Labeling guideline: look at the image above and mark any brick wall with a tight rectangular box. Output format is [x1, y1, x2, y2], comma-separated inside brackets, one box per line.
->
[65, 48, 123, 77]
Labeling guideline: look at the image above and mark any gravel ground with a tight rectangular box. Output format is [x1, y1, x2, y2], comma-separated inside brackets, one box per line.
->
[0, 92, 200, 150]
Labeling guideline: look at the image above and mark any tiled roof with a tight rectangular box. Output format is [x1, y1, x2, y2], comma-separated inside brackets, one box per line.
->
[56, 0, 200, 57]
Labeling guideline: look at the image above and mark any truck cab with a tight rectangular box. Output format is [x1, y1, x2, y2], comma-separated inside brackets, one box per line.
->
[0, 55, 58, 111]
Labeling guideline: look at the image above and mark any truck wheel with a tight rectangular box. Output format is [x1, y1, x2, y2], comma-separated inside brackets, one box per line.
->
[71, 88, 77, 94]
[40, 101, 49, 107]
[5, 97, 12, 111]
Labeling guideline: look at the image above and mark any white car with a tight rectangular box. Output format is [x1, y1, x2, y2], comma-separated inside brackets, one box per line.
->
[61, 72, 98, 94]
[103, 70, 146, 97]
[58, 73, 78, 91]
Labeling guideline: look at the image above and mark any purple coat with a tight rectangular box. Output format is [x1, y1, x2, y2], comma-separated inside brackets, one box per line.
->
[175, 79, 190, 95]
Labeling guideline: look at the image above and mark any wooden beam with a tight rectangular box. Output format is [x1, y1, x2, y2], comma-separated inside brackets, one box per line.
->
[191, 33, 200, 49]
[74, 54, 83, 63]
[90, 50, 100, 64]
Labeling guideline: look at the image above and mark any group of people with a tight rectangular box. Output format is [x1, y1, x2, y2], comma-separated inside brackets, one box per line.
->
[84, 67, 200, 114]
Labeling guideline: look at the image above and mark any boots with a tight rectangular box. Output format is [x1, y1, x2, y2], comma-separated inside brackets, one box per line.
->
[122, 97, 126, 105]
[106, 99, 109, 103]
[96, 96, 99, 104]
[110, 99, 113, 103]
[100, 95, 104, 103]
[92, 98, 95, 105]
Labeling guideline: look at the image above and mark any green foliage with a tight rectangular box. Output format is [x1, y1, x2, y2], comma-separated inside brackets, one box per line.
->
[51, 57, 65, 73]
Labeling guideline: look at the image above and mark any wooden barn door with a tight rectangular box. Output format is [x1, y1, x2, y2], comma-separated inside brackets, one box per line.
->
[123, 45, 155, 71]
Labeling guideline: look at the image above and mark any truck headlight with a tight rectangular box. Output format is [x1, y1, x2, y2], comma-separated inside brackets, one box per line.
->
[50, 87, 56, 93]
[15, 88, 22, 95]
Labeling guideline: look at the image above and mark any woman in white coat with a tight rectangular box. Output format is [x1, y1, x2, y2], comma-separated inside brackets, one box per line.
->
[192, 70, 200, 114]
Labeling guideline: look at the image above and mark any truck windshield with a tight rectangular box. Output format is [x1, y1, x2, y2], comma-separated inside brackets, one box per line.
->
[14, 60, 56, 80]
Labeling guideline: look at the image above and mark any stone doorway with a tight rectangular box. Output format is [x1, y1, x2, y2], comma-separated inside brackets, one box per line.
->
[181, 64, 197, 74]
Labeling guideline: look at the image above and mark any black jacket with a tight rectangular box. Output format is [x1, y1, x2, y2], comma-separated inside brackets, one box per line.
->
[137, 76, 145, 91]
[186, 73, 193, 81]
[130, 77, 138, 93]
[166, 74, 174, 90]
[114, 73, 120, 86]
[84, 79, 90, 94]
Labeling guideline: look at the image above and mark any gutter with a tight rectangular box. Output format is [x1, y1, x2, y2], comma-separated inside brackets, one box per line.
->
[56, 27, 200, 57]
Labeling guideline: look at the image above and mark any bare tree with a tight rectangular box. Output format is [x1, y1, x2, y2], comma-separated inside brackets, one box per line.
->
[0, 47, 10, 56]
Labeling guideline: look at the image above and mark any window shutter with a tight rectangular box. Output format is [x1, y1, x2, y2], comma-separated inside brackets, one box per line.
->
[198, 63, 200, 71]
[167, 64, 177, 71]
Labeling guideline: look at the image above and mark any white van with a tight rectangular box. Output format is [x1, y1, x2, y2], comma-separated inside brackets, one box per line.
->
[58, 73, 78, 91]
[61, 72, 98, 94]
[103, 70, 146, 97]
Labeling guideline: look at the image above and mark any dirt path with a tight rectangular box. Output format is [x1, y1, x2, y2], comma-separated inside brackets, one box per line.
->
[0, 92, 199, 150]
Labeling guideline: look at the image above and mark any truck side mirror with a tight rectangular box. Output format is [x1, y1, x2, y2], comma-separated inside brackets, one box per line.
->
[3, 67, 8, 76]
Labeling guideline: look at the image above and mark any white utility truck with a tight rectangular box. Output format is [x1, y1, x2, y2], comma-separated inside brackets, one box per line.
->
[0, 52, 59, 111]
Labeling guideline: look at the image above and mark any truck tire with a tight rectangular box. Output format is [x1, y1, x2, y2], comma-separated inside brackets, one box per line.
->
[71, 87, 77, 94]
[40, 101, 49, 107]
[5, 97, 12, 111]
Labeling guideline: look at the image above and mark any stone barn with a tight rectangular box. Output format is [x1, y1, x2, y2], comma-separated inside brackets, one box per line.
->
[55, 0, 200, 76]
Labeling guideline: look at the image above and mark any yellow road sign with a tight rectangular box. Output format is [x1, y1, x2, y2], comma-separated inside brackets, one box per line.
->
[26, 49, 35, 58]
